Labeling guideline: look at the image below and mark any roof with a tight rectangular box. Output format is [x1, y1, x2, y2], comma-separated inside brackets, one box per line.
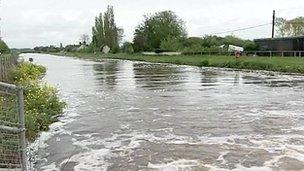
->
[254, 35, 304, 41]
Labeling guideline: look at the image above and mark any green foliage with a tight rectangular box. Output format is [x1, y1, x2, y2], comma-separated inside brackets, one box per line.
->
[182, 37, 204, 53]
[222, 35, 244, 46]
[202, 35, 223, 47]
[275, 17, 304, 37]
[160, 37, 182, 51]
[121, 42, 134, 54]
[200, 60, 209, 67]
[133, 10, 187, 51]
[243, 40, 259, 51]
[64, 44, 79, 52]
[9, 62, 46, 83]
[8, 62, 65, 140]
[23, 82, 65, 140]
[34, 46, 61, 53]
[181, 35, 257, 53]
[92, 5, 123, 52]
[0, 40, 10, 54]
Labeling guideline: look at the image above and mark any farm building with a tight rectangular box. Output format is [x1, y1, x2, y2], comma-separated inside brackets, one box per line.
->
[254, 36, 304, 51]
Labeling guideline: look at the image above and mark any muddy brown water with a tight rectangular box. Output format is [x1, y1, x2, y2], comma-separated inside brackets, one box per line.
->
[22, 54, 304, 171]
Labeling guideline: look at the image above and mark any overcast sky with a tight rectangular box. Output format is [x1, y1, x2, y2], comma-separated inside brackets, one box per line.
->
[1, 0, 304, 48]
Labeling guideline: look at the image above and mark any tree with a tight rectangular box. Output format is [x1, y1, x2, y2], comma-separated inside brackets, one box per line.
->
[80, 34, 90, 45]
[160, 37, 182, 51]
[92, 5, 123, 52]
[133, 11, 187, 52]
[0, 40, 10, 54]
[276, 17, 304, 37]
[201, 35, 223, 47]
[121, 42, 134, 54]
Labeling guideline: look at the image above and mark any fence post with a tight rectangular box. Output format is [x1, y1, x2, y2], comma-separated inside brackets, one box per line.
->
[17, 87, 27, 171]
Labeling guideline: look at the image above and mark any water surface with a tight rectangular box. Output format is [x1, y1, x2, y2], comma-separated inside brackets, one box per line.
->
[22, 54, 304, 171]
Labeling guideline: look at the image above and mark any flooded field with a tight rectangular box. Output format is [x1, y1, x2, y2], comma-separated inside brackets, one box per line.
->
[22, 54, 304, 171]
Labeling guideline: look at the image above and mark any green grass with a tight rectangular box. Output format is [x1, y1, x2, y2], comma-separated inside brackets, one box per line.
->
[52, 52, 304, 74]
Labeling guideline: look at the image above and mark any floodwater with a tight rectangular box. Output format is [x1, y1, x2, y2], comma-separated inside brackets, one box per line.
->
[21, 54, 304, 171]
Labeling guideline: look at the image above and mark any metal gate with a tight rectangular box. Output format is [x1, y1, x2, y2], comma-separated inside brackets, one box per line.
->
[0, 82, 26, 170]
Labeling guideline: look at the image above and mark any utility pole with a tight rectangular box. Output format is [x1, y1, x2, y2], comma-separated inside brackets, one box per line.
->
[272, 10, 275, 38]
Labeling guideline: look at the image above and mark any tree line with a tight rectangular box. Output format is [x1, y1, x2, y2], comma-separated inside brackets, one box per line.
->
[34, 6, 304, 54]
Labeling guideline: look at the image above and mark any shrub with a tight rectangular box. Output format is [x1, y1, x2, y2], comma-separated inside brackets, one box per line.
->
[122, 42, 134, 54]
[160, 37, 182, 52]
[200, 60, 209, 67]
[8, 61, 66, 140]
[9, 62, 46, 83]
[23, 83, 66, 140]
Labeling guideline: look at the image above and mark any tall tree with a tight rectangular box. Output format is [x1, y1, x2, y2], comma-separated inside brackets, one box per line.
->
[80, 34, 90, 45]
[133, 11, 187, 51]
[92, 13, 105, 48]
[275, 17, 304, 37]
[92, 5, 123, 52]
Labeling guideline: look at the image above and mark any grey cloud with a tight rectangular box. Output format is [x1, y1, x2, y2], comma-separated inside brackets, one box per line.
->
[1, 0, 303, 48]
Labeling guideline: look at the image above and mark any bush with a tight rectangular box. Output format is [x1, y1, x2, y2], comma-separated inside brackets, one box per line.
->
[122, 42, 134, 54]
[160, 37, 182, 52]
[200, 60, 209, 67]
[9, 62, 46, 83]
[8, 61, 65, 140]
[23, 83, 65, 140]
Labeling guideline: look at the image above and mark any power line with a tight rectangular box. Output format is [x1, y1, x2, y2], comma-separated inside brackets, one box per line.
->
[207, 23, 272, 35]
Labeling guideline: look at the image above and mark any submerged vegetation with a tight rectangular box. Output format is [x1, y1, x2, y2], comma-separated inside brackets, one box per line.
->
[8, 62, 66, 140]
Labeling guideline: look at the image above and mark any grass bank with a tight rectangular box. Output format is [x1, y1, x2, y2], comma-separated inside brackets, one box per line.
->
[52, 52, 304, 74]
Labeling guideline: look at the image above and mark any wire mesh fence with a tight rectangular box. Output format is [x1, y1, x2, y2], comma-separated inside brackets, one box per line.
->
[0, 82, 26, 171]
[0, 54, 17, 82]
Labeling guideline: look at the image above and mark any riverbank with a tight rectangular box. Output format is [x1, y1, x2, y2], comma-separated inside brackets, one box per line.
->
[7, 61, 66, 140]
[51, 52, 304, 74]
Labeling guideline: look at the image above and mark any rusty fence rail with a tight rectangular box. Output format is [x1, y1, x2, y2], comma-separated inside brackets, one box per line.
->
[0, 55, 17, 82]
[0, 82, 26, 171]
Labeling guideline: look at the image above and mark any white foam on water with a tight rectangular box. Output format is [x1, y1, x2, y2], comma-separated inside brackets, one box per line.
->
[203, 163, 273, 171]
[232, 164, 272, 171]
[216, 151, 229, 165]
[28, 96, 87, 169]
[40, 162, 58, 171]
[120, 124, 130, 130]
[60, 149, 111, 171]
[47, 117, 304, 171]
[147, 159, 199, 171]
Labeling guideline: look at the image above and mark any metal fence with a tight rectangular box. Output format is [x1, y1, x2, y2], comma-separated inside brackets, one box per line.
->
[182, 50, 304, 57]
[0, 55, 17, 82]
[0, 82, 26, 171]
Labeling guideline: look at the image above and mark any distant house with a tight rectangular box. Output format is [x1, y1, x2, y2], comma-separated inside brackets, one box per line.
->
[77, 44, 87, 51]
[254, 36, 304, 51]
